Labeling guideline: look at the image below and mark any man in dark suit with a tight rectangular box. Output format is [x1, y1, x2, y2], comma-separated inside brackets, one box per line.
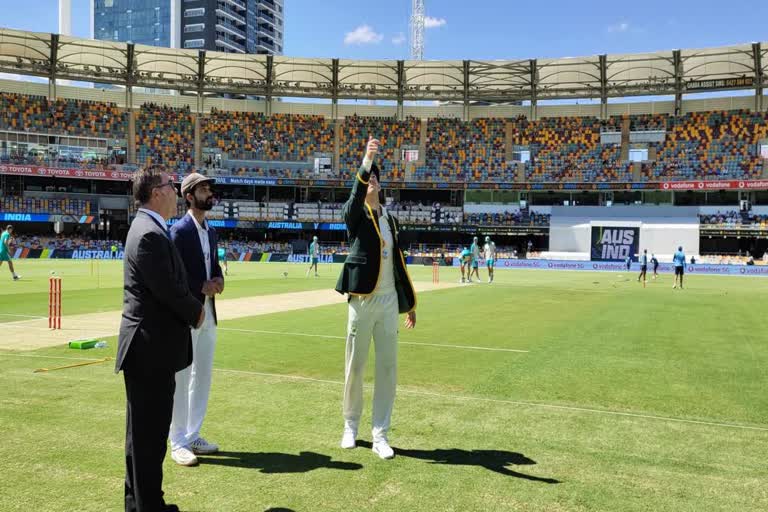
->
[116, 165, 205, 512]
[168, 173, 224, 467]
[335, 137, 417, 460]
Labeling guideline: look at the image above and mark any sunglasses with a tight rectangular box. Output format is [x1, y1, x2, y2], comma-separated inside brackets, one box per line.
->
[153, 180, 181, 196]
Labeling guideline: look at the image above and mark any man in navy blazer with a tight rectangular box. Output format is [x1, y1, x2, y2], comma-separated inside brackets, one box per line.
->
[168, 173, 225, 467]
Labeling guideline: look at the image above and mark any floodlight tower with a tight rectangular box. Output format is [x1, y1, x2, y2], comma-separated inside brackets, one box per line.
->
[410, 0, 425, 60]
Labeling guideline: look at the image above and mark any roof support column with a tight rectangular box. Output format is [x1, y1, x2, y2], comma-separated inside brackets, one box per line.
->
[599, 54, 608, 120]
[529, 59, 538, 120]
[673, 50, 683, 115]
[48, 34, 59, 100]
[753, 43, 763, 112]
[265, 55, 273, 116]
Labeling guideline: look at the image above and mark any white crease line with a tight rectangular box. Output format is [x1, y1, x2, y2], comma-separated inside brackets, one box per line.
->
[0, 314, 48, 319]
[219, 327, 529, 353]
[212, 367, 768, 432]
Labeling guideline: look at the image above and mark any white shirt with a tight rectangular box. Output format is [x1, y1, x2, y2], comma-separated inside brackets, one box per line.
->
[187, 211, 211, 281]
[138, 208, 167, 233]
[187, 211, 214, 311]
[361, 156, 396, 296]
[374, 206, 396, 296]
[484, 242, 496, 260]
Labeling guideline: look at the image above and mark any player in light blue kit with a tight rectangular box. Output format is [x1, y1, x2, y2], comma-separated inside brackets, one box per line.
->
[637, 249, 648, 288]
[672, 246, 686, 289]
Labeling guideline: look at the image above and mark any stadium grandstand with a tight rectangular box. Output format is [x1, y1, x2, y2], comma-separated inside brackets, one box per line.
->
[0, 27, 767, 264]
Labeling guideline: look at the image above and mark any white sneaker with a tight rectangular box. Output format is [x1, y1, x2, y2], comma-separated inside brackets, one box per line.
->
[340, 430, 356, 449]
[189, 437, 219, 455]
[171, 447, 198, 466]
[372, 440, 394, 460]
[13, 275, 21, 281]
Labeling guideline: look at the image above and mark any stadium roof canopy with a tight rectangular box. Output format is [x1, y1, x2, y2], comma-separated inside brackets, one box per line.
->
[0, 28, 765, 102]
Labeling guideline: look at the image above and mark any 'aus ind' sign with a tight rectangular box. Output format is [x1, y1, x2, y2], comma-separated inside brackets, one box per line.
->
[590, 226, 640, 261]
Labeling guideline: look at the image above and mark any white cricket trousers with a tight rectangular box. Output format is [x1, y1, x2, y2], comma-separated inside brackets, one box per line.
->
[342, 292, 399, 442]
[170, 300, 217, 450]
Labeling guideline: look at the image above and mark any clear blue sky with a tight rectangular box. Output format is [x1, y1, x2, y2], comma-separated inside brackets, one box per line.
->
[0, 0, 766, 61]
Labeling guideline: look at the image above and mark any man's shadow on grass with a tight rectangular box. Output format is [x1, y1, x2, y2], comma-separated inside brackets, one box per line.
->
[198, 450, 362, 474]
[357, 441, 559, 484]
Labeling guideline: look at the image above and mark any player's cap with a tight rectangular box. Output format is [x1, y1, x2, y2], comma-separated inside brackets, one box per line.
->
[473, 236, 478, 241]
[181, 173, 216, 196]
[313, 236, 318, 240]
[485, 236, 490, 242]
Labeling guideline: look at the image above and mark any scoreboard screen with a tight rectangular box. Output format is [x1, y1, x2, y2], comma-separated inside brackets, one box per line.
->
[314, 156, 332, 172]
[401, 149, 419, 162]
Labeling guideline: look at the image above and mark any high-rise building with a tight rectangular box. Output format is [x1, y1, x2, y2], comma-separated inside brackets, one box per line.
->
[92, 0, 178, 48]
[180, 0, 284, 55]
[91, 0, 284, 55]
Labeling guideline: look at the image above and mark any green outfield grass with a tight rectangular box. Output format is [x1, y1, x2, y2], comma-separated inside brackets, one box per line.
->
[1, 260, 767, 511]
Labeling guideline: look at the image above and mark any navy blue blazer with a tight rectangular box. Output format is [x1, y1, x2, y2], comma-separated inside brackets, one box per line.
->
[170, 213, 223, 324]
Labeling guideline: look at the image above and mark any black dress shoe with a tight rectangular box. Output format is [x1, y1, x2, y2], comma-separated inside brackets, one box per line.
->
[161, 505, 180, 512]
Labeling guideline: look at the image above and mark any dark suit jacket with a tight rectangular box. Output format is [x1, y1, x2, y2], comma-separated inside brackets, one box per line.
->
[115, 210, 204, 374]
[169, 213, 223, 324]
[334, 162, 417, 314]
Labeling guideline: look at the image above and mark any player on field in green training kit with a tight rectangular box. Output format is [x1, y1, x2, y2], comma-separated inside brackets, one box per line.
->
[0, 225, 20, 280]
[218, 246, 228, 276]
[459, 247, 472, 283]
[468, 236, 481, 282]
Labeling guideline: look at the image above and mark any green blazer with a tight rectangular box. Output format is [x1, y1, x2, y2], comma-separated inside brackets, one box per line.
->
[334, 162, 417, 314]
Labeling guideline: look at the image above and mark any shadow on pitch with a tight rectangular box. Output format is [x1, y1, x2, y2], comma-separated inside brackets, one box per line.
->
[198, 450, 363, 474]
[357, 441, 559, 483]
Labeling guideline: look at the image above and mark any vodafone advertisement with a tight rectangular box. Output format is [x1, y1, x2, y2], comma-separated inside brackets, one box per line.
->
[0, 164, 136, 181]
[453, 258, 768, 277]
[659, 180, 768, 191]
[3, 164, 768, 191]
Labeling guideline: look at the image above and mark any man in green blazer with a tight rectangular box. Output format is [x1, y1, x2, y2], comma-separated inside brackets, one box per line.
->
[335, 136, 417, 460]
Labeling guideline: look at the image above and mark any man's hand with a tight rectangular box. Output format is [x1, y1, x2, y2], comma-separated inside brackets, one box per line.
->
[212, 277, 225, 294]
[201, 280, 219, 297]
[196, 308, 206, 329]
[404, 310, 416, 329]
[365, 136, 380, 162]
